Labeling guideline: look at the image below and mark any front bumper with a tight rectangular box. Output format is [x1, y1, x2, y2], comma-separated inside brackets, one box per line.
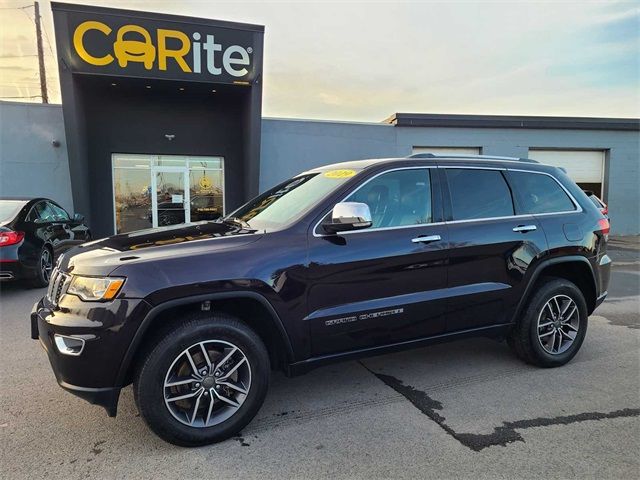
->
[31, 294, 151, 416]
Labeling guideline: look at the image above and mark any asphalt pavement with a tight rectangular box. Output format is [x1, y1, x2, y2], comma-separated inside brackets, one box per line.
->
[1, 246, 638, 479]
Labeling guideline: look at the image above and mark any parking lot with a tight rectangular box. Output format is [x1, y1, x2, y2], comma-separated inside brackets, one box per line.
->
[1, 260, 638, 479]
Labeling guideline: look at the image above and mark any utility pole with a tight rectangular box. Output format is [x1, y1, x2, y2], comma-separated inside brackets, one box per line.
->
[34, 1, 48, 103]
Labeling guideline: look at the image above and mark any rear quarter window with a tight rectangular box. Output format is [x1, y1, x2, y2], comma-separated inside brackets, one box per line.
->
[508, 171, 576, 214]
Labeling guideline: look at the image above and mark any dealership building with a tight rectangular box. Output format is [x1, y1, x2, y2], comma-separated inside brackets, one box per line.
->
[1, 3, 639, 236]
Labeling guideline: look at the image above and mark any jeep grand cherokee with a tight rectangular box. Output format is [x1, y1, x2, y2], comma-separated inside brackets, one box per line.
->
[31, 154, 611, 446]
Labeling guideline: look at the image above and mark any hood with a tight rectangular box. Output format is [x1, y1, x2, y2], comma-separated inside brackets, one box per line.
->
[58, 221, 262, 276]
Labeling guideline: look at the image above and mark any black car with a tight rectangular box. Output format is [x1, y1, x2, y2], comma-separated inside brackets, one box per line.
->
[31, 155, 611, 446]
[0, 198, 91, 287]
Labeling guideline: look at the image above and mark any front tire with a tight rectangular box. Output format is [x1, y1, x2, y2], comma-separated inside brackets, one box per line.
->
[134, 313, 270, 446]
[509, 277, 588, 367]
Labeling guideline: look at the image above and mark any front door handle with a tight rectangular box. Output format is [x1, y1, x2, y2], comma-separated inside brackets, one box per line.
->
[513, 224, 537, 233]
[411, 234, 442, 244]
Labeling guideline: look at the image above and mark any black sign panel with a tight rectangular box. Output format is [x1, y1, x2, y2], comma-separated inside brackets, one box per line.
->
[59, 8, 259, 84]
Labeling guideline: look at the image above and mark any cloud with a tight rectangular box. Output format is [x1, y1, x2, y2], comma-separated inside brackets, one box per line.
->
[0, 0, 637, 117]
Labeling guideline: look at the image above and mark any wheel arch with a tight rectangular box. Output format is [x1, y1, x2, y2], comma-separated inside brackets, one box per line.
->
[116, 292, 295, 387]
[513, 256, 597, 322]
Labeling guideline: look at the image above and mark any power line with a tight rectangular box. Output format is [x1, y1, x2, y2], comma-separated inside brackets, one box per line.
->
[0, 95, 42, 99]
[0, 5, 33, 9]
[0, 54, 39, 58]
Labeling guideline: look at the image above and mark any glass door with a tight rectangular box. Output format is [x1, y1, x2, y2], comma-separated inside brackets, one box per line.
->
[151, 167, 190, 228]
[113, 154, 224, 234]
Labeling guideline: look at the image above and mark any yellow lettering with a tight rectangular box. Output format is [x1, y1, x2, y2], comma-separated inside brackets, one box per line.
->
[113, 25, 156, 70]
[157, 29, 192, 72]
[73, 21, 114, 66]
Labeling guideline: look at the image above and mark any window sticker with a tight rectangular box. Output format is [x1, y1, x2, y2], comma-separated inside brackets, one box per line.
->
[323, 169, 356, 179]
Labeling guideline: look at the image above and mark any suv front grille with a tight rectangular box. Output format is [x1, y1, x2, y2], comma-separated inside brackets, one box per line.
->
[47, 268, 71, 305]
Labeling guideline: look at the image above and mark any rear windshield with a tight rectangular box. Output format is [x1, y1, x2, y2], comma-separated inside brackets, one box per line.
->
[0, 200, 26, 222]
[588, 195, 604, 208]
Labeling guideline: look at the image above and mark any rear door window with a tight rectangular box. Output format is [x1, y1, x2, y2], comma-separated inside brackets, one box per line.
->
[508, 171, 576, 214]
[34, 202, 57, 222]
[445, 169, 514, 221]
[47, 202, 70, 221]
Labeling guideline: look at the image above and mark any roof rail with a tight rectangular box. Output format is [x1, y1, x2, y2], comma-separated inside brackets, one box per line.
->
[407, 153, 539, 163]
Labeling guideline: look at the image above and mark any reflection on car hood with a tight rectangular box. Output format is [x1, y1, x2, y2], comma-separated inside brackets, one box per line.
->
[59, 221, 261, 275]
[85, 221, 254, 252]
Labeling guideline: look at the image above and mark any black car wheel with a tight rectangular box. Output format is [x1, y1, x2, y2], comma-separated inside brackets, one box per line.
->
[508, 277, 588, 367]
[134, 313, 270, 447]
[30, 246, 53, 288]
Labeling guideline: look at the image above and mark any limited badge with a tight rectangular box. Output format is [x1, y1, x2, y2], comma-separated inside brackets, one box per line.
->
[324, 169, 356, 179]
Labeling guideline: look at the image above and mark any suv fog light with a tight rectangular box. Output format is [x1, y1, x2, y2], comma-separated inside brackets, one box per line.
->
[54, 334, 85, 356]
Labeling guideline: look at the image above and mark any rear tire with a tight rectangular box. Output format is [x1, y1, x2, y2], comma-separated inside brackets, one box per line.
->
[134, 313, 269, 446]
[508, 277, 588, 367]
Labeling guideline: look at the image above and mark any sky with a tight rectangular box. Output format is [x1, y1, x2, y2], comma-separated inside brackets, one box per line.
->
[0, 0, 638, 122]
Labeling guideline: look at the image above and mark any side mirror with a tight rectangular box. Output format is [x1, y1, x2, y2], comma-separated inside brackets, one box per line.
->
[323, 202, 372, 234]
[73, 213, 85, 222]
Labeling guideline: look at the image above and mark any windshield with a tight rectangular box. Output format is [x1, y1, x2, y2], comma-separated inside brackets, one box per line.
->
[226, 169, 360, 231]
[0, 200, 26, 222]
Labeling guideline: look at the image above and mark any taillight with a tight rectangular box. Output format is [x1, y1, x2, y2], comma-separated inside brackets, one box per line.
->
[600, 206, 608, 216]
[0, 231, 25, 246]
[597, 218, 610, 236]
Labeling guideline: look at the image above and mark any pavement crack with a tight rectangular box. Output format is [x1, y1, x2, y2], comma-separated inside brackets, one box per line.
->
[359, 361, 640, 452]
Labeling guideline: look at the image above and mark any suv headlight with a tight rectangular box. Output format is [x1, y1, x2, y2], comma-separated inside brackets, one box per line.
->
[67, 276, 125, 301]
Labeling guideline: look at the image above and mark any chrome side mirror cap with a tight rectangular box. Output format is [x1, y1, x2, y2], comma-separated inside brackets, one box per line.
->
[323, 202, 372, 234]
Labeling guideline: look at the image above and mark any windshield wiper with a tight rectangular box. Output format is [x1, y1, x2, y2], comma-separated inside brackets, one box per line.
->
[219, 216, 255, 230]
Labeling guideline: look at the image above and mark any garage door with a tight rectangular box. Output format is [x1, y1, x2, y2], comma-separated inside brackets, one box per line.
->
[528, 149, 605, 196]
[412, 147, 481, 155]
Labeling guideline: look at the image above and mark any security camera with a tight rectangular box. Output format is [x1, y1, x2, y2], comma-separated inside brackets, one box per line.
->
[52, 139, 61, 147]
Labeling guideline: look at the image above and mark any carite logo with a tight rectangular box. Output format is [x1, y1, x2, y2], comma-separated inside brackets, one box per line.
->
[72, 20, 252, 78]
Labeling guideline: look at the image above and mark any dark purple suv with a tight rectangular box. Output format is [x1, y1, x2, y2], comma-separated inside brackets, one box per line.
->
[31, 155, 612, 446]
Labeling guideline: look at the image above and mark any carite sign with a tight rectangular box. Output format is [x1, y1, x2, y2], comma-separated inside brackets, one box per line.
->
[60, 10, 257, 84]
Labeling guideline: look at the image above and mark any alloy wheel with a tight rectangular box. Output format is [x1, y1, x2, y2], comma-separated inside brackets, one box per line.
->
[163, 340, 251, 428]
[536, 294, 580, 355]
[40, 249, 53, 283]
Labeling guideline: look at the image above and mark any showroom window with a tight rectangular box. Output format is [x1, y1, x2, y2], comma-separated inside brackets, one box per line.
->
[112, 154, 224, 234]
[445, 169, 514, 220]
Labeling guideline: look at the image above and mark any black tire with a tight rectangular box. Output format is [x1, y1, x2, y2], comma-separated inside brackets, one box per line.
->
[508, 277, 588, 367]
[29, 246, 53, 288]
[134, 313, 269, 447]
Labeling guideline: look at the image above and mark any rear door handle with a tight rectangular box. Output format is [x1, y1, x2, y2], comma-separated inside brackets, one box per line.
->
[411, 234, 442, 244]
[513, 225, 537, 233]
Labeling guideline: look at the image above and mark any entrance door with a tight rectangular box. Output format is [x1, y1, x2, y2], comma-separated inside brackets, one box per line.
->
[151, 167, 191, 228]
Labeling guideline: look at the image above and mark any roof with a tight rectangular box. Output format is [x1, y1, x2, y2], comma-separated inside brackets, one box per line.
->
[305, 158, 398, 173]
[0, 197, 39, 202]
[384, 113, 640, 131]
[305, 154, 553, 173]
